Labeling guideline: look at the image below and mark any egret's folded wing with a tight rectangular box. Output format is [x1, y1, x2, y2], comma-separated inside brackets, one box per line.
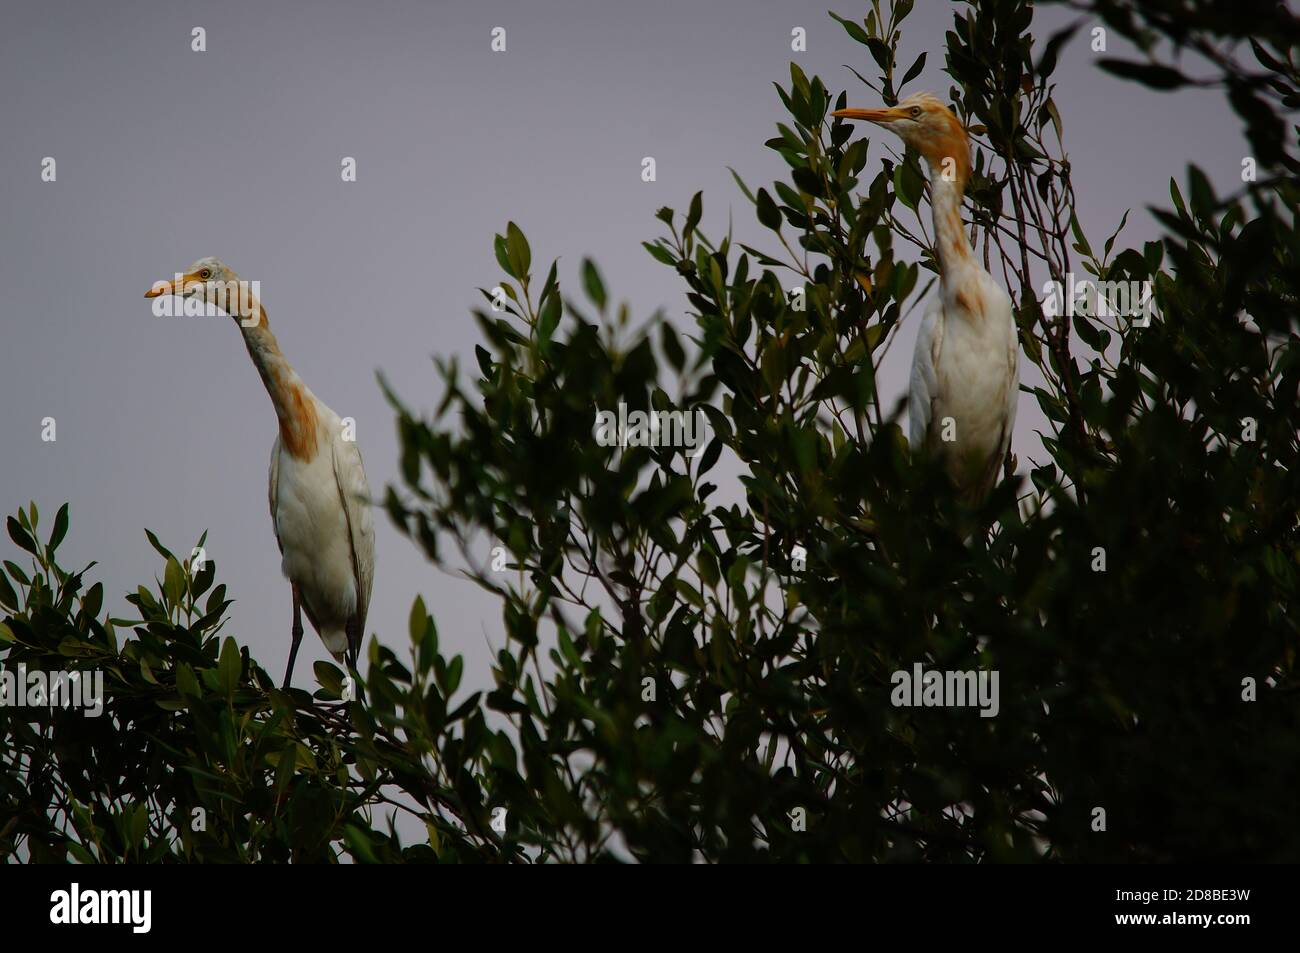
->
[268, 436, 284, 555]
[331, 429, 375, 642]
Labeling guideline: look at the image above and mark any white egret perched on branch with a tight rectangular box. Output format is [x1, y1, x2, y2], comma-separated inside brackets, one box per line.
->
[834, 92, 1018, 501]
[145, 259, 375, 687]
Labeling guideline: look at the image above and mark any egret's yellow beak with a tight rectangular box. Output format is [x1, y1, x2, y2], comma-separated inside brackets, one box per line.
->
[144, 272, 199, 298]
[832, 107, 905, 124]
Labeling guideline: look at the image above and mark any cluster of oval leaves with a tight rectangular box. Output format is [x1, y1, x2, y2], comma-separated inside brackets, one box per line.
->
[3, 0, 1298, 862]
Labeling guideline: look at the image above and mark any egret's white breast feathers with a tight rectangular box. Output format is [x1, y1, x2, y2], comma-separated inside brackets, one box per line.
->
[831, 93, 1020, 500]
[268, 397, 375, 662]
[909, 267, 1018, 498]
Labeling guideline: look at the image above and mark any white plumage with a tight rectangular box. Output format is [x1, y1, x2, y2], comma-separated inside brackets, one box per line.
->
[835, 93, 1019, 500]
[268, 402, 375, 665]
[909, 265, 1018, 498]
[146, 258, 375, 686]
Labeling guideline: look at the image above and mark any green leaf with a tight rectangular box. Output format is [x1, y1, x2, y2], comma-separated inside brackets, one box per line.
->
[538, 290, 562, 343]
[444, 655, 464, 695]
[82, 581, 103, 619]
[163, 556, 185, 608]
[505, 221, 531, 279]
[756, 188, 782, 230]
[584, 608, 604, 645]
[829, 11, 870, 46]
[1187, 165, 1215, 220]
[792, 167, 824, 198]
[314, 660, 344, 696]
[901, 52, 926, 88]
[894, 158, 924, 212]
[176, 662, 201, 698]
[1098, 59, 1188, 90]
[494, 234, 515, 278]
[6, 517, 38, 556]
[217, 636, 241, 696]
[582, 258, 607, 310]
[684, 191, 703, 241]
[1069, 210, 1093, 258]
[867, 37, 892, 72]
[728, 167, 756, 203]
[696, 437, 722, 475]
[643, 241, 678, 267]
[1044, 98, 1064, 144]
[1037, 23, 1079, 80]
[674, 578, 705, 609]
[1103, 209, 1130, 260]
[409, 595, 429, 646]
[1169, 177, 1188, 219]
[660, 322, 686, 372]
[144, 528, 174, 561]
[344, 824, 380, 864]
[0, 572, 18, 611]
[48, 503, 69, 554]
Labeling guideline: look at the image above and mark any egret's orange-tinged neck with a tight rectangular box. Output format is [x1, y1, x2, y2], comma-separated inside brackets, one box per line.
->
[239, 304, 320, 461]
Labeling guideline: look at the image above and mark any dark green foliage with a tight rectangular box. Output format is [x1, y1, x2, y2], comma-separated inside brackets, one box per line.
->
[3, 0, 1298, 862]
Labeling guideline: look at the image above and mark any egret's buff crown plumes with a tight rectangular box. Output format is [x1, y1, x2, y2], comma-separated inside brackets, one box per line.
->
[145, 258, 375, 687]
[834, 92, 1018, 500]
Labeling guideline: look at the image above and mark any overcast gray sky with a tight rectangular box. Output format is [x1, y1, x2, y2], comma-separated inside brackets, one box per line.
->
[1, 0, 1250, 694]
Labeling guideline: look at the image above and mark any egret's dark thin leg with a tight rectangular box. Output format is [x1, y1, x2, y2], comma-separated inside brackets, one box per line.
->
[345, 615, 361, 675]
[283, 585, 303, 689]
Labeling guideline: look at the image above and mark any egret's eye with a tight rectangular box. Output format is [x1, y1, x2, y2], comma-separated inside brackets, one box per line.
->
[910, 106, 922, 118]
[199, 269, 212, 279]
